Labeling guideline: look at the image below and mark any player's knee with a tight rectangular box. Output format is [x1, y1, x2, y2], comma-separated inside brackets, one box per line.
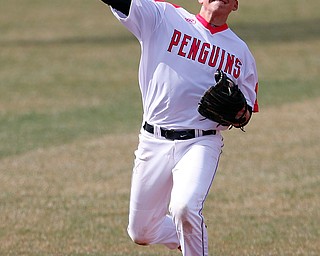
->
[170, 202, 199, 234]
[127, 226, 152, 246]
[170, 202, 192, 222]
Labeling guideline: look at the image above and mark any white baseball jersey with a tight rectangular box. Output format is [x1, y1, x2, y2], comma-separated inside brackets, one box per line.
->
[111, 0, 259, 130]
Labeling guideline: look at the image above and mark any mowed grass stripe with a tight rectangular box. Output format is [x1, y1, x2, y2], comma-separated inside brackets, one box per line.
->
[0, 100, 141, 158]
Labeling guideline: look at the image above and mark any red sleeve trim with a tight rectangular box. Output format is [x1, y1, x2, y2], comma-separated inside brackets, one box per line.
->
[253, 82, 259, 112]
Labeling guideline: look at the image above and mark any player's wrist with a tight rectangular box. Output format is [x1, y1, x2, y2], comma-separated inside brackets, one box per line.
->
[233, 106, 252, 128]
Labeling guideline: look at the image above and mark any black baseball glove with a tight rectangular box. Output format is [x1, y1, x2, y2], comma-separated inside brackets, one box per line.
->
[198, 70, 249, 129]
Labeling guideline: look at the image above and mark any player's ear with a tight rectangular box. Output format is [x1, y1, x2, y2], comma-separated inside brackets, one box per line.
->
[232, 0, 239, 11]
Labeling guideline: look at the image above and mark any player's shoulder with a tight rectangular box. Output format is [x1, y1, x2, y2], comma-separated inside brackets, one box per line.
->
[154, 0, 192, 19]
[154, 0, 181, 8]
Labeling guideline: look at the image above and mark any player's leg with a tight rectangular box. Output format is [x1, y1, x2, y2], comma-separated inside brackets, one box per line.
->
[169, 134, 223, 256]
[127, 132, 180, 249]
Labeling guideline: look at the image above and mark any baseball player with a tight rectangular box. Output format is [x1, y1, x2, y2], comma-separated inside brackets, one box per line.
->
[99, 0, 259, 255]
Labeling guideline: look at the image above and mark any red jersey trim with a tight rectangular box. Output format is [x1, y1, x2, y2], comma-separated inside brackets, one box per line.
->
[196, 14, 228, 34]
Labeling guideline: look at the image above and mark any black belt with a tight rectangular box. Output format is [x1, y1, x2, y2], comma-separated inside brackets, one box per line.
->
[143, 122, 216, 141]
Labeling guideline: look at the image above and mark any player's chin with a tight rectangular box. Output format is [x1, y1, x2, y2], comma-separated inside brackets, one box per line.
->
[210, 0, 228, 3]
[209, 0, 229, 8]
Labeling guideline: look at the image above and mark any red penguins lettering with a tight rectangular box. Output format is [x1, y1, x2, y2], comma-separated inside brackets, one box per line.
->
[198, 43, 211, 64]
[167, 29, 182, 52]
[178, 34, 192, 57]
[167, 29, 242, 78]
[187, 38, 201, 60]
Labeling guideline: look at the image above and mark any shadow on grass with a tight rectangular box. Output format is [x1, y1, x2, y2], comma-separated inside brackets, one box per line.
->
[1, 18, 319, 47]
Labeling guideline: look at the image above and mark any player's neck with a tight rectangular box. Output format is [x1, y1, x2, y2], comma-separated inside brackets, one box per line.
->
[199, 10, 228, 27]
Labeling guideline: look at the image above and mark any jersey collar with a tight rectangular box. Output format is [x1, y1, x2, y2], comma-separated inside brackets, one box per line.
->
[196, 14, 228, 34]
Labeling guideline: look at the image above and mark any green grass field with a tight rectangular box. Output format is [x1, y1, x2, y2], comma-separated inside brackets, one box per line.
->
[0, 0, 319, 255]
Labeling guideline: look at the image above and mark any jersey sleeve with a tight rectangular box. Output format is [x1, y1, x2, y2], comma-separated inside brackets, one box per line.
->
[111, 0, 166, 41]
[239, 52, 259, 113]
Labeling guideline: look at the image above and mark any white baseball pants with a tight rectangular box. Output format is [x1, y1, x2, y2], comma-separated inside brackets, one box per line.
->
[127, 129, 223, 256]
